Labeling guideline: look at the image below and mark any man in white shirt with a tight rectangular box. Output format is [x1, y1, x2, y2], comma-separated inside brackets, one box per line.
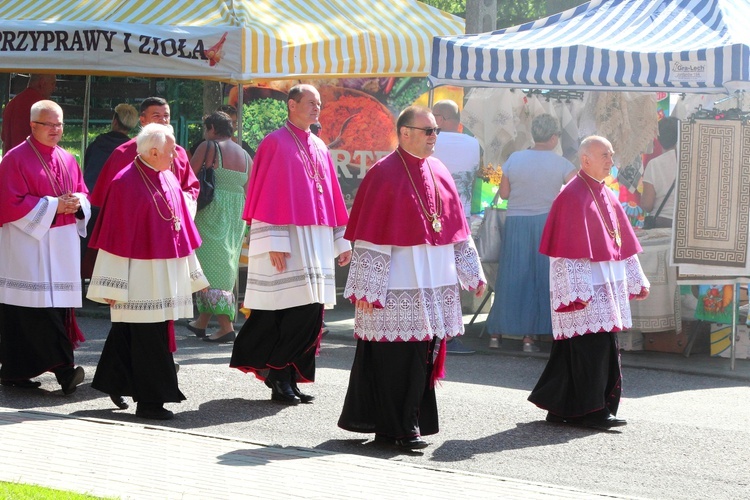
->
[432, 99, 481, 219]
[432, 99, 481, 355]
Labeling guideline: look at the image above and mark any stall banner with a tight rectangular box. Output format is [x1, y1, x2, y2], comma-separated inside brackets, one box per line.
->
[0, 24, 240, 82]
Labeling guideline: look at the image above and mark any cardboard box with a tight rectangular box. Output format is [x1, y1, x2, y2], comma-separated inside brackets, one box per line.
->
[710, 323, 750, 359]
[618, 330, 644, 351]
[643, 330, 688, 354]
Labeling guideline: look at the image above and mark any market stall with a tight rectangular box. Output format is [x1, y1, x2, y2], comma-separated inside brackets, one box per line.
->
[430, 0, 750, 93]
[429, 0, 750, 366]
[0, 0, 462, 82]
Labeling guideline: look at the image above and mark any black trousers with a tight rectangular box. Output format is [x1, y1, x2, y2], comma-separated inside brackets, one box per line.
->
[92, 322, 185, 404]
[230, 303, 323, 383]
[0, 304, 75, 382]
[338, 339, 439, 439]
[528, 332, 622, 418]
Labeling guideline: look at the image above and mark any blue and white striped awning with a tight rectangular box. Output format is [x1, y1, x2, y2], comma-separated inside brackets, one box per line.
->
[430, 0, 750, 93]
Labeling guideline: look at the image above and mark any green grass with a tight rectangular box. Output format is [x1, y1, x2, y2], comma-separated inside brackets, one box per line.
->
[0, 481, 116, 500]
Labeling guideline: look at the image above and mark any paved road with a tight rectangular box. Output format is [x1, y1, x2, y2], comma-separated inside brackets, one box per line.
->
[1, 307, 748, 499]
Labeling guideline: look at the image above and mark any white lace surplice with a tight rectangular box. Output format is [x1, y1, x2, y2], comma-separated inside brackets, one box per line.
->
[87, 250, 209, 323]
[344, 238, 485, 342]
[550, 256, 650, 339]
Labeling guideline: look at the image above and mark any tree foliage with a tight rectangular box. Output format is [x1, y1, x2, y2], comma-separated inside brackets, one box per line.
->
[421, 0, 550, 28]
[497, 0, 547, 28]
[424, 0, 467, 17]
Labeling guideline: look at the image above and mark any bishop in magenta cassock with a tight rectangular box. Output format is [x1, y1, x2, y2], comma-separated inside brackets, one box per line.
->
[528, 135, 650, 431]
[82, 97, 200, 280]
[0, 100, 89, 394]
[337, 106, 486, 451]
[229, 84, 351, 405]
[87, 123, 209, 420]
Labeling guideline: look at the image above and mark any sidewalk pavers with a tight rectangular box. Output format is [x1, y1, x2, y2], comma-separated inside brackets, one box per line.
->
[0, 408, 632, 500]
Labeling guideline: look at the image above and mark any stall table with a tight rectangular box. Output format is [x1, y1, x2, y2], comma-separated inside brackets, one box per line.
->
[629, 228, 681, 334]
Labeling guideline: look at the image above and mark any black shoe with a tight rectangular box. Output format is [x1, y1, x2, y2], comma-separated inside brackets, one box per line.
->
[203, 331, 236, 343]
[61, 366, 85, 395]
[110, 395, 129, 410]
[269, 380, 300, 405]
[446, 338, 475, 355]
[186, 323, 206, 338]
[395, 436, 429, 450]
[545, 412, 566, 423]
[580, 413, 627, 430]
[290, 381, 315, 403]
[373, 434, 394, 445]
[373, 434, 428, 450]
[136, 403, 174, 420]
[1, 379, 41, 389]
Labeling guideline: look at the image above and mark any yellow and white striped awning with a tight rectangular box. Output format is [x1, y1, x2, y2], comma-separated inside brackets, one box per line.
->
[0, 0, 464, 82]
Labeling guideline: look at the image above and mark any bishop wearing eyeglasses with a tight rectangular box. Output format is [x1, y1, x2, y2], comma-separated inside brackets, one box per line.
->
[337, 106, 486, 451]
[0, 100, 89, 394]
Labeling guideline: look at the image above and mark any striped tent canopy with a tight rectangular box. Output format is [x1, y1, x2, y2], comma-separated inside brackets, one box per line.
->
[0, 0, 463, 83]
[430, 0, 750, 93]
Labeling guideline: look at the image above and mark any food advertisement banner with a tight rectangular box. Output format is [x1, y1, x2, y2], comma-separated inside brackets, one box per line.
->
[230, 78, 464, 208]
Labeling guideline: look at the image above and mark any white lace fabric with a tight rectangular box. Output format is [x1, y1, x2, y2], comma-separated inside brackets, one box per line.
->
[343, 244, 391, 307]
[344, 239, 485, 342]
[550, 256, 649, 339]
[454, 239, 485, 291]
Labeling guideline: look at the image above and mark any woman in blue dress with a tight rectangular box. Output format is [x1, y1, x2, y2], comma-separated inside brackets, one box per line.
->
[486, 114, 576, 351]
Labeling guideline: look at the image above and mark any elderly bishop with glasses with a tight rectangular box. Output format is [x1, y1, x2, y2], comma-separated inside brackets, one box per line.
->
[337, 106, 486, 451]
[0, 100, 89, 394]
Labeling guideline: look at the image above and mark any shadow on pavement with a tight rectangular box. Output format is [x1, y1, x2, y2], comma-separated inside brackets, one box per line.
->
[429, 421, 607, 463]
[0, 382, 102, 409]
[314, 438, 427, 458]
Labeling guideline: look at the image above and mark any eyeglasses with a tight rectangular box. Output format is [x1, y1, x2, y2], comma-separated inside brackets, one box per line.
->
[404, 126, 441, 136]
[33, 121, 64, 129]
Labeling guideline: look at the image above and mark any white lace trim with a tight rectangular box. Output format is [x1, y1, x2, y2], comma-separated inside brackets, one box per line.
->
[353, 284, 464, 342]
[550, 257, 647, 339]
[550, 258, 593, 310]
[344, 246, 390, 306]
[625, 255, 649, 296]
[454, 239, 485, 290]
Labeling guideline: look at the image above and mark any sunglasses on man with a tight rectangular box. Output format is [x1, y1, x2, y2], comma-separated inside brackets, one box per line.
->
[404, 126, 441, 136]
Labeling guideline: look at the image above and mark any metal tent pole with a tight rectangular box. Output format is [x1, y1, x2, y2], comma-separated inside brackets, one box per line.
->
[234, 83, 245, 327]
[81, 75, 91, 169]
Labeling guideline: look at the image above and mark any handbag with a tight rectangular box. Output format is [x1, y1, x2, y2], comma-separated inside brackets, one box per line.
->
[196, 140, 218, 211]
[476, 191, 505, 263]
[643, 179, 675, 229]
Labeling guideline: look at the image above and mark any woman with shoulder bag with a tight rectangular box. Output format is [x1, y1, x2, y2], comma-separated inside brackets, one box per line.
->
[188, 112, 252, 343]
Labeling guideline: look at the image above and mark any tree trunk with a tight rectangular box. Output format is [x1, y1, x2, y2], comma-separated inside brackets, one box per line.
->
[202, 81, 222, 116]
[466, 0, 497, 33]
